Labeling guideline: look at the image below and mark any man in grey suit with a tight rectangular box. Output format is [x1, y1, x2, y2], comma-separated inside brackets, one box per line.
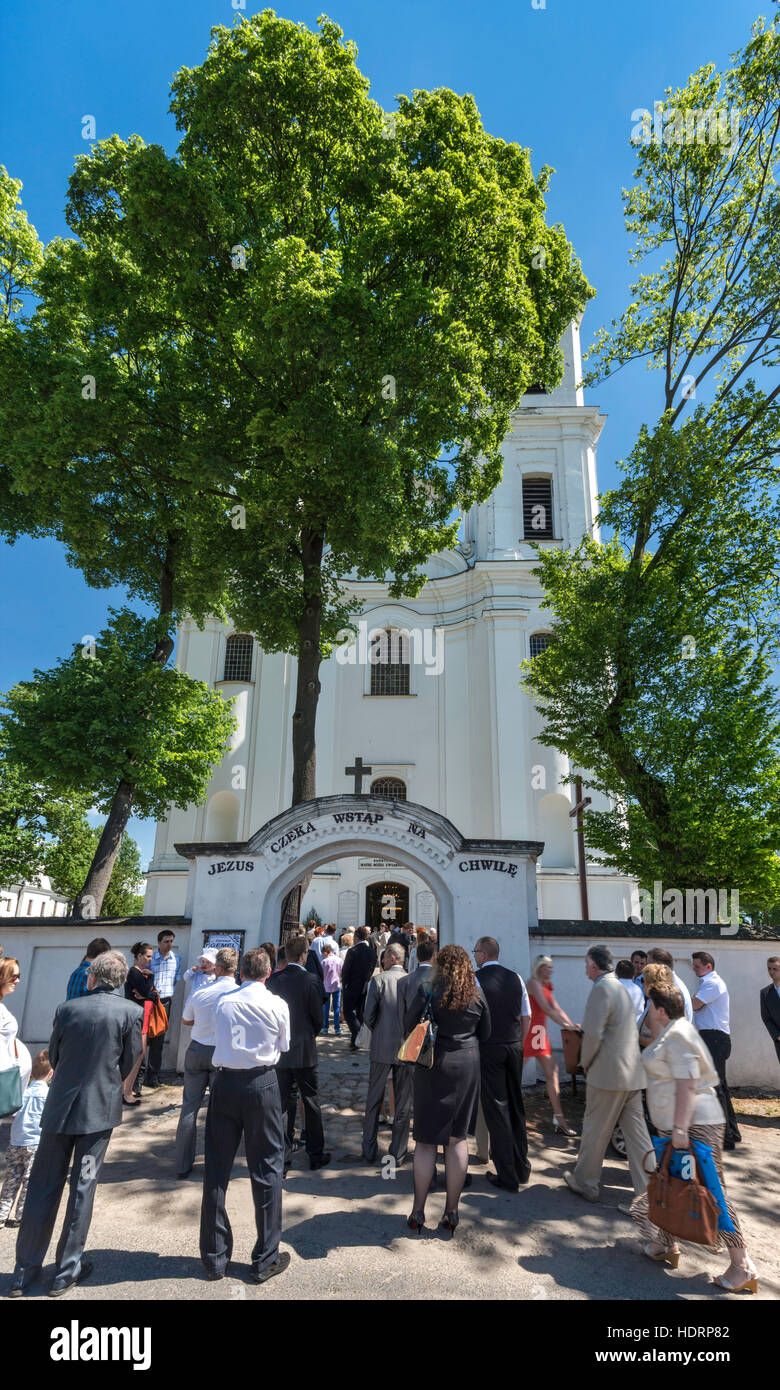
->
[10, 951, 141, 1298]
[564, 944, 654, 1204]
[361, 944, 413, 1166]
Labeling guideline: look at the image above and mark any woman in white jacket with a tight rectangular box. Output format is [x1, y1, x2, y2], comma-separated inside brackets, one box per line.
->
[630, 982, 757, 1294]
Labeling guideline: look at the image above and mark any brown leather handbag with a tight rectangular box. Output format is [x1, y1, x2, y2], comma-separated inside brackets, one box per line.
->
[146, 998, 169, 1040]
[646, 1142, 720, 1246]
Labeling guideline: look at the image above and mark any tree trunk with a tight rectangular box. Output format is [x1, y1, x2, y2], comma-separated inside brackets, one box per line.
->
[279, 529, 324, 942]
[70, 548, 176, 920]
[71, 780, 136, 920]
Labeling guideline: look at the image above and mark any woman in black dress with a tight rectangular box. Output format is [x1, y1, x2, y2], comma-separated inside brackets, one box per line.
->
[403, 944, 491, 1235]
[123, 941, 159, 1104]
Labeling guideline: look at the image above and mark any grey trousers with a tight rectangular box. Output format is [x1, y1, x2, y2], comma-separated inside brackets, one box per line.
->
[15, 1127, 112, 1281]
[572, 1085, 654, 1200]
[174, 1039, 215, 1175]
[362, 1060, 413, 1164]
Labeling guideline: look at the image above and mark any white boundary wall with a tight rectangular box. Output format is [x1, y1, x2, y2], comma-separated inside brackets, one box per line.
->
[531, 932, 780, 1088]
[0, 922, 192, 1071]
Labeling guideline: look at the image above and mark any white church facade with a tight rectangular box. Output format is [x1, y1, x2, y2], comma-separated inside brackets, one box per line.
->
[144, 321, 638, 930]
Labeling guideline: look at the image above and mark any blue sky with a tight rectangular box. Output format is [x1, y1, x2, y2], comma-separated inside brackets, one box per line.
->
[0, 0, 767, 871]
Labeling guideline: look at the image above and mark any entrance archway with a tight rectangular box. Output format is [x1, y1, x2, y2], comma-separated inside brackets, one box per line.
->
[365, 880, 411, 930]
[175, 794, 542, 976]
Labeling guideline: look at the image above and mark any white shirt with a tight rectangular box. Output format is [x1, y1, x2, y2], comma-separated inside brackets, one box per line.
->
[212, 980, 290, 1068]
[0, 1002, 19, 1069]
[183, 976, 240, 1046]
[693, 969, 730, 1034]
[619, 976, 646, 1021]
[672, 972, 694, 1024]
[183, 967, 217, 1003]
[479, 961, 532, 1018]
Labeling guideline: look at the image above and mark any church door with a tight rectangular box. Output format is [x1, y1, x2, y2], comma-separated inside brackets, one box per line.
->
[366, 881, 410, 930]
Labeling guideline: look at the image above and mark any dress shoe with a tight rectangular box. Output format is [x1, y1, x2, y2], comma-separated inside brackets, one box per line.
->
[563, 1171, 598, 1202]
[309, 1152, 332, 1171]
[4, 1218, 20, 1228]
[487, 1172, 519, 1192]
[49, 1259, 93, 1298]
[519, 1168, 532, 1185]
[203, 1267, 226, 1282]
[9, 1267, 38, 1298]
[176, 1170, 192, 1179]
[249, 1251, 291, 1284]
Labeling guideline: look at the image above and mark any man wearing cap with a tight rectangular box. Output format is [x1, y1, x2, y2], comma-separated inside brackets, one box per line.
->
[174, 949, 240, 1178]
[183, 949, 219, 1003]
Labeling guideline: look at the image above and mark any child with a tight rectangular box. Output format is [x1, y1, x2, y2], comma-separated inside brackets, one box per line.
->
[0, 1049, 52, 1228]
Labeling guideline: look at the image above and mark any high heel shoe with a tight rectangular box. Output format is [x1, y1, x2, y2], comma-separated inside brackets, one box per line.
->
[642, 1241, 680, 1268]
[712, 1263, 758, 1294]
[440, 1211, 459, 1237]
[406, 1210, 426, 1232]
[553, 1114, 577, 1137]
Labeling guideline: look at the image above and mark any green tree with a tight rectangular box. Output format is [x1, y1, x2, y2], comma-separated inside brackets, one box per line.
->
[522, 16, 780, 910]
[0, 611, 235, 917]
[0, 734, 94, 895]
[158, 9, 592, 804]
[101, 834, 146, 917]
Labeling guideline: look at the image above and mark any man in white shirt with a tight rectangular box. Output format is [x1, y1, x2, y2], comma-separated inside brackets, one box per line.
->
[691, 950, 741, 1149]
[174, 948, 239, 1178]
[646, 948, 693, 1022]
[182, 949, 218, 1004]
[615, 959, 646, 1021]
[200, 947, 292, 1285]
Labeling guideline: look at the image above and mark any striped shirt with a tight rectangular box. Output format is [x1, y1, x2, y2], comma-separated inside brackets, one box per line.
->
[66, 959, 92, 1000]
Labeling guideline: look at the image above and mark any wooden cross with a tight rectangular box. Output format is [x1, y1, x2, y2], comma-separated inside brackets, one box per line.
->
[345, 756, 372, 793]
[569, 775, 592, 921]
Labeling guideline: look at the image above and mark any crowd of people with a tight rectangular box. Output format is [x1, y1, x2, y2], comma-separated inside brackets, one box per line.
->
[0, 928, 776, 1298]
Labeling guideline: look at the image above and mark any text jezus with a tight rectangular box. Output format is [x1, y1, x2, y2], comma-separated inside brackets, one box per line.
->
[207, 860, 254, 875]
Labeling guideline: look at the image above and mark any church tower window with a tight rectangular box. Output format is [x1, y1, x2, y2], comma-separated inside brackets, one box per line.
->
[529, 632, 553, 659]
[369, 628, 410, 695]
[223, 634, 253, 682]
[370, 776, 407, 800]
[522, 477, 555, 539]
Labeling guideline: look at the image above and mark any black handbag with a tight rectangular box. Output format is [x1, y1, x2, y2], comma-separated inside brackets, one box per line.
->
[0, 1065, 23, 1118]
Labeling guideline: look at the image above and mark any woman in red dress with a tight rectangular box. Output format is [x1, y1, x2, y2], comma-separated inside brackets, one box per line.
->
[525, 955, 578, 1137]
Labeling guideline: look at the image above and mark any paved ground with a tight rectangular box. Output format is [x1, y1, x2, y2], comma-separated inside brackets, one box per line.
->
[1, 1036, 777, 1301]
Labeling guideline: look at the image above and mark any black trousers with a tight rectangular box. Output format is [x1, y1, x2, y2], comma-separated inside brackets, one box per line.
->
[699, 1029, 742, 1144]
[480, 1043, 530, 1187]
[15, 1127, 112, 1281]
[200, 1066, 283, 1277]
[343, 988, 365, 1043]
[276, 1066, 325, 1164]
[145, 995, 173, 1082]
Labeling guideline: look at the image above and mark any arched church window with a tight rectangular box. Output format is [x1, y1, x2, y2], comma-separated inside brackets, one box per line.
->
[522, 477, 554, 539]
[529, 632, 553, 659]
[369, 628, 410, 696]
[370, 776, 407, 800]
[223, 634, 253, 682]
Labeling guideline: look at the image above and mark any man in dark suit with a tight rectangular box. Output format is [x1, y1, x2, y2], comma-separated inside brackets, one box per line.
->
[760, 956, 780, 1069]
[474, 936, 531, 1191]
[342, 926, 377, 1049]
[10, 951, 141, 1298]
[267, 934, 331, 1171]
[398, 937, 436, 1011]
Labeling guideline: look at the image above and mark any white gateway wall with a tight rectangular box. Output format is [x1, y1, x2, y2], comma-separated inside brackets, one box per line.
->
[531, 930, 780, 1088]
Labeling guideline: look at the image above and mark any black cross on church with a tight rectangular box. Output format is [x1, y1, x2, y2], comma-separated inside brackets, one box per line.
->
[345, 756, 372, 793]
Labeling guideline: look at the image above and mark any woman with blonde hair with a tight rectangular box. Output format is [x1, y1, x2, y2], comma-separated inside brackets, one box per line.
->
[525, 954, 578, 1136]
[403, 944, 490, 1235]
[0, 958, 32, 1102]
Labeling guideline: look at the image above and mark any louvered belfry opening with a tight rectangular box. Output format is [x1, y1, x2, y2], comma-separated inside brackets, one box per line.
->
[522, 477, 554, 539]
[369, 628, 411, 695]
[223, 633, 253, 682]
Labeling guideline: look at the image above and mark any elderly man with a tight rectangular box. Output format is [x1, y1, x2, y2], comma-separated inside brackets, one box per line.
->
[200, 947, 291, 1284]
[183, 948, 218, 1003]
[361, 944, 412, 1167]
[174, 948, 240, 1178]
[10, 951, 141, 1298]
[563, 944, 653, 1205]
